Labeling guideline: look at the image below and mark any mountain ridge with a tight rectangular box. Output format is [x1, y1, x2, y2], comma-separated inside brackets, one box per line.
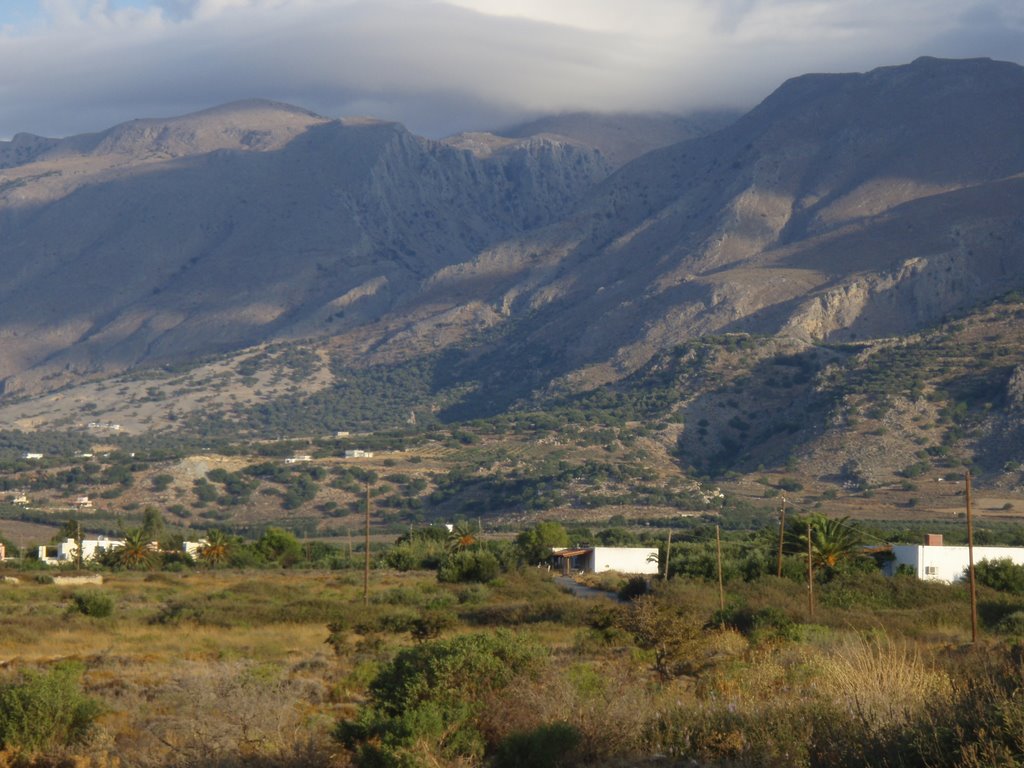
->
[0, 57, 1022, 434]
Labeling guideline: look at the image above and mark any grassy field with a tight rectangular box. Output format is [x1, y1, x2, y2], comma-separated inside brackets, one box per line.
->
[2, 555, 1024, 768]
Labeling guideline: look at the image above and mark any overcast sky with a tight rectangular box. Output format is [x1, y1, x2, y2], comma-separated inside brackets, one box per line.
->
[1, 0, 1022, 139]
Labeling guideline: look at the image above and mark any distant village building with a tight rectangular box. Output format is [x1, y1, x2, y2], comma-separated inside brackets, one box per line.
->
[551, 546, 660, 575]
[73, 495, 93, 509]
[12, 493, 29, 505]
[344, 449, 374, 459]
[284, 455, 312, 464]
[334, 431, 350, 438]
[37, 536, 125, 565]
[182, 540, 209, 558]
[885, 533, 1024, 582]
[22, 452, 43, 460]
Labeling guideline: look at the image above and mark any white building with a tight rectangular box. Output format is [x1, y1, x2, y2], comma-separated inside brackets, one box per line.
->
[344, 449, 374, 458]
[37, 537, 125, 565]
[22, 452, 43, 460]
[284, 455, 312, 464]
[885, 534, 1024, 582]
[182, 540, 209, 558]
[553, 546, 660, 575]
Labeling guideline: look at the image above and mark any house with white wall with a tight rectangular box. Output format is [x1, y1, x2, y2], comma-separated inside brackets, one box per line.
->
[885, 534, 1024, 582]
[181, 540, 209, 558]
[37, 536, 125, 565]
[552, 546, 659, 575]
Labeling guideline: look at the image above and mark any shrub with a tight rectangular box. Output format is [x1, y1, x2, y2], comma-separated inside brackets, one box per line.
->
[71, 591, 114, 618]
[0, 662, 102, 752]
[493, 722, 581, 768]
[437, 550, 501, 584]
[710, 605, 797, 643]
[618, 575, 650, 601]
[336, 631, 547, 767]
[974, 558, 1024, 594]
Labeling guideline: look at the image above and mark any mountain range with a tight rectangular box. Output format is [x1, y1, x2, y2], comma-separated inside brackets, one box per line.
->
[1, 56, 1022, 445]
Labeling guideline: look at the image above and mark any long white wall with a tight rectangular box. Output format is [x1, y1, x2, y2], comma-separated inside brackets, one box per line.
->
[888, 545, 1024, 583]
[589, 547, 660, 575]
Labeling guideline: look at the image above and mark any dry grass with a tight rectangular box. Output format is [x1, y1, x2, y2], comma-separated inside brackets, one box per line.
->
[810, 630, 951, 727]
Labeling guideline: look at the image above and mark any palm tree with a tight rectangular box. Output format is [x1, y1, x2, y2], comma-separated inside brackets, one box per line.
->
[786, 514, 862, 573]
[198, 529, 230, 567]
[115, 527, 156, 570]
[446, 521, 478, 553]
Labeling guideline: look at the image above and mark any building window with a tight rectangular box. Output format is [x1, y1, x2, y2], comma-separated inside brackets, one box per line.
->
[924, 566, 937, 575]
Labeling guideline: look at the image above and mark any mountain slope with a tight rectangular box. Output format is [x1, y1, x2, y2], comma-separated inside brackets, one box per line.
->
[0, 104, 610, 394]
[396, 56, 1024, 407]
[2, 57, 1023, 430]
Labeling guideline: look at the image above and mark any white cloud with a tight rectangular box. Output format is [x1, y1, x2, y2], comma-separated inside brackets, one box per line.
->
[1, 0, 1022, 138]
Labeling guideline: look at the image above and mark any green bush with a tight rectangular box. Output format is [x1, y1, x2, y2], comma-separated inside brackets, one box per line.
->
[437, 550, 501, 584]
[493, 722, 582, 768]
[337, 631, 546, 767]
[710, 604, 797, 642]
[974, 558, 1024, 594]
[71, 591, 114, 618]
[0, 662, 101, 752]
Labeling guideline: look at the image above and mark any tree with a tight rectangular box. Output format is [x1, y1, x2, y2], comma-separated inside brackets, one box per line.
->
[785, 514, 862, 575]
[446, 521, 478, 553]
[198, 529, 231, 568]
[257, 527, 303, 567]
[515, 521, 570, 564]
[114, 527, 156, 570]
[141, 506, 165, 541]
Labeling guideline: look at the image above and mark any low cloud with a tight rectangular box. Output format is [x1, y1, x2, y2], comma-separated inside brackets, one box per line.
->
[2, 0, 1023, 138]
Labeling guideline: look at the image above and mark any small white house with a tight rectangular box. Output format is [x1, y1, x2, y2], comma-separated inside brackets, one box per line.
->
[344, 449, 374, 458]
[38, 536, 125, 565]
[553, 546, 659, 575]
[886, 534, 1024, 582]
[284, 455, 312, 464]
[22, 452, 43, 460]
[181, 539, 209, 558]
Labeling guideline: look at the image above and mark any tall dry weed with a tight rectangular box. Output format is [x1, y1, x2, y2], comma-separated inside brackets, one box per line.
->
[812, 631, 950, 728]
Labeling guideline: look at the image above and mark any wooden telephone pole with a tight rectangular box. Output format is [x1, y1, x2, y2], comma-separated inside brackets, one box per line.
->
[715, 525, 725, 611]
[663, 529, 672, 581]
[807, 522, 815, 618]
[363, 481, 371, 606]
[966, 471, 978, 643]
[776, 498, 787, 578]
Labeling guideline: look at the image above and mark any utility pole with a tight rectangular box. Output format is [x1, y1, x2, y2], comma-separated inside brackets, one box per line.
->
[663, 528, 672, 581]
[75, 519, 83, 570]
[363, 481, 371, 607]
[776, 497, 787, 578]
[715, 525, 725, 612]
[807, 521, 814, 618]
[966, 471, 978, 644]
